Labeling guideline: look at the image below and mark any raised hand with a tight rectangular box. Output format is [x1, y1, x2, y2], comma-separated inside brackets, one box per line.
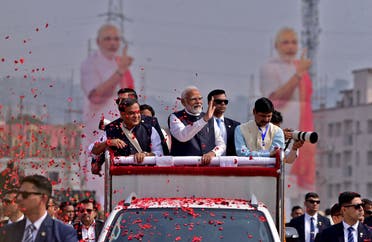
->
[117, 44, 134, 74]
[296, 48, 311, 76]
[203, 96, 216, 122]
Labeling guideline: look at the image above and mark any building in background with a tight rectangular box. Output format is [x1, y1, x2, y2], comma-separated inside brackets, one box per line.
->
[0, 114, 82, 195]
[314, 68, 372, 208]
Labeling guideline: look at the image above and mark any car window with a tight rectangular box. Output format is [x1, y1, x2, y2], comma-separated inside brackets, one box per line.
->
[104, 208, 274, 241]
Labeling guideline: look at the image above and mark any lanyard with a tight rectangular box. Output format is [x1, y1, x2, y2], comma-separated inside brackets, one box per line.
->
[258, 124, 269, 147]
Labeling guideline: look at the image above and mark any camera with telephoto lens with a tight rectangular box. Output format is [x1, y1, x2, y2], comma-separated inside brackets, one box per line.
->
[291, 130, 318, 144]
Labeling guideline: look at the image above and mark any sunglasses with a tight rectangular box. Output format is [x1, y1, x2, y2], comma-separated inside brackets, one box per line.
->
[214, 99, 229, 105]
[79, 208, 94, 214]
[17, 191, 44, 199]
[2, 198, 15, 205]
[343, 203, 364, 210]
[306, 200, 320, 204]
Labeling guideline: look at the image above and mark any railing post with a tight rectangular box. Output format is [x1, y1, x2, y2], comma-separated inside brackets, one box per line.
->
[104, 151, 112, 215]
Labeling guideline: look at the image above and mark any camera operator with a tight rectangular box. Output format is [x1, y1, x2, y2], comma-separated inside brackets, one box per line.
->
[271, 110, 304, 164]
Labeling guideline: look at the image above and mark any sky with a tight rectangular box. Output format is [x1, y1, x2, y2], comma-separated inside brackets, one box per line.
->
[2, 0, 372, 125]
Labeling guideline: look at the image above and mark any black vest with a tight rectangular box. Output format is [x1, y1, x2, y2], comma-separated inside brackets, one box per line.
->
[169, 110, 215, 156]
[105, 118, 152, 156]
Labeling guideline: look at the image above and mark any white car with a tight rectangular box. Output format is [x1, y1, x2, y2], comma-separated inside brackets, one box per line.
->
[98, 195, 281, 242]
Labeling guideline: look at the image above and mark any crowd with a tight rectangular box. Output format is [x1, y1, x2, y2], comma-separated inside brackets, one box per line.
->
[286, 192, 372, 241]
[0, 174, 104, 242]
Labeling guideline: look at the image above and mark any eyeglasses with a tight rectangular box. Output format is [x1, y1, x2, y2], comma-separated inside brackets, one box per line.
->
[2, 198, 16, 205]
[17, 191, 44, 199]
[79, 208, 93, 214]
[214, 99, 229, 105]
[343, 203, 364, 210]
[306, 200, 320, 204]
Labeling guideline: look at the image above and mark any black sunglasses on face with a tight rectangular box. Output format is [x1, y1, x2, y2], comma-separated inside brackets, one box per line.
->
[214, 99, 229, 105]
[79, 208, 93, 214]
[17, 191, 44, 199]
[306, 199, 320, 204]
[343, 203, 364, 210]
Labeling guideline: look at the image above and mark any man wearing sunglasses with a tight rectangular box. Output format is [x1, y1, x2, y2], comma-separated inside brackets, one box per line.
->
[207, 89, 240, 156]
[0, 175, 77, 242]
[168, 86, 226, 165]
[315, 191, 372, 242]
[288, 192, 331, 242]
[0, 189, 24, 227]
[74, 199, 104, 242]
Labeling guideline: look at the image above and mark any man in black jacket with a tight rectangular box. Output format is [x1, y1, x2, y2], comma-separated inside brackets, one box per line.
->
[168, 86, 225, 165]
[0, 175, 77, 242]
[207, 89, 240, 156]
[315, 191, 371, 242]
[105, 98, 164, 163]
[288, 192, 331, 242]
[74, 198, 104, 242]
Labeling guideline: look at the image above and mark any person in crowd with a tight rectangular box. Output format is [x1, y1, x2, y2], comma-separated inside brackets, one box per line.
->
[291, 205, 305, 219]
[315, 191, 371, 241]
[286, 205, 304, 227]
[362, 198, 372, 226]
[207, 89, 240, 156]
[140, 104, 155, 117]
[59, 201, 76, 225]
[329, 203, 343, 225]
[235, 97, 284, 157]
[168, 86, 225, 165]
[288, 192, 331, 242]
[140, 104, 171, 151]
[0, 161, 24, 196]
[105, 98, 164, 163]
[260, 26, 315, 188]
[47, 197, 60, 219]
[0, 175, 77, 242]
[0, 189, 24, 227]
[74, 199, 104, 242]
[362, 198, 372, 219]
[271, 110, 304, 163]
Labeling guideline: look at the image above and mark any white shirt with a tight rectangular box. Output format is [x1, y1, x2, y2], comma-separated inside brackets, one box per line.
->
[23, 211, 48, 241]
[214, 116, 227, 155]
[342, 221, 359, 242]
[8, 214, 24, 224]
[82, 221, 96, 242]
[169, 111, 226, 156]
[304, 213, 319, 242]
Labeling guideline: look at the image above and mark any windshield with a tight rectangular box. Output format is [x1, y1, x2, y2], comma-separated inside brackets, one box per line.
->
[104, 207, 274, 241]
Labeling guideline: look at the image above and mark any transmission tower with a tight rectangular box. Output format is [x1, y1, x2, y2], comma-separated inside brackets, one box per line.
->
[301, 0, 321, 83]
[99, 0, 131, 43]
